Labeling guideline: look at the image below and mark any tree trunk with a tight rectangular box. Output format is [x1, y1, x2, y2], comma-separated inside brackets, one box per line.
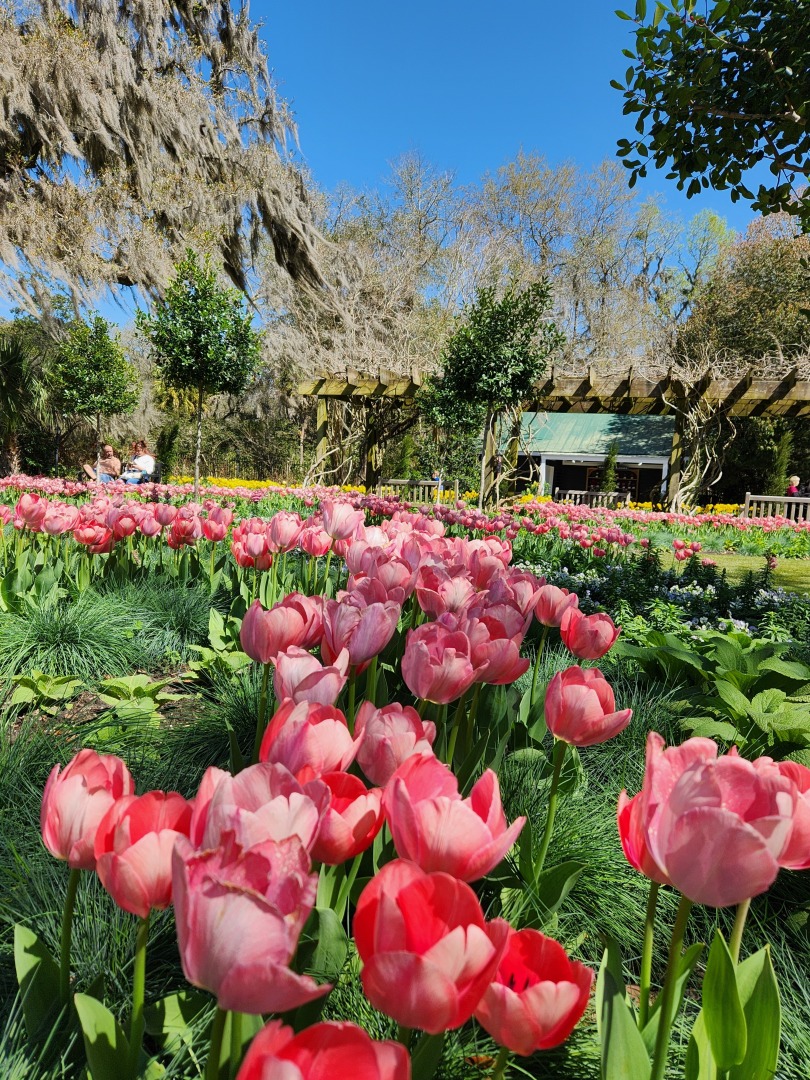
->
[478, 410, 493, 511]
[96, 413, 102, 482]
[194, 384, 204, 501]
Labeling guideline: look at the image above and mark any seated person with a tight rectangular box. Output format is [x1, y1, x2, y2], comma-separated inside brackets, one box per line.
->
[83, 444, 122, 483]
[786, 475, 801, 497]
[122, 440, 156, 484]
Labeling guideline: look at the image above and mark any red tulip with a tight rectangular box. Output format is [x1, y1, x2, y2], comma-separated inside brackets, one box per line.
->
[41, 749, 134, 870]
[474, 928, 593, 1055]
[354, 859, 509, 1033]
[354, 701, 437, 785]
[273, 646, 348, 706]
[311, 772, 384, 865]
[94, 791, 193, 917]
[559, 608, 619, 659]
[545, 666, 632, 746]
[383, 755, 525, 881]
[321, 597, 400, 673]
[533, 584, 579, 627]
[172, 833, 326, 1013]
[401, 622, 476, 704]
[236, 1020, 410, 1080]
[618, 733, 796, 907]
[189, 763, 328, 851]
[259, 699, 362, 780]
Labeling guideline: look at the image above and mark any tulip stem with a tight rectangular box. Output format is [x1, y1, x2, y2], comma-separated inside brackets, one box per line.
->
[534, 738, 567, 878]
[229, 1011, 243, 1079]
[530, 626, 550, 706]
[729, 898, 751, 965]
[252, 663, 271, 764]
[365, 656, 379, 708]
[396, 1025, 411, 1047]
[207, 1007, 228, 1080]
[323, 550, 333, 595]
[649, 894, 693, 1080]
[638, 880, 660, 1030]
[59, 867, 81, 1004]
[128, 913, 150, 1079]
[347, 674, 357, 733]
[462, 683, 483, 756]
[447, 691, 467, 765]
[489, 1046, 511, 1080]
[209, 544, 216, 585]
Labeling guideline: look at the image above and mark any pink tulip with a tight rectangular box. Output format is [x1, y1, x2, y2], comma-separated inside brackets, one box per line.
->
[464, 615, 530, 685]
[354, 859, 509, 1033]
[474, 928, 593, 1056]
[311, 772, 384, 865]
[259, 699, 362, 780]
[383, 755, 525, 881]
[401, 622, 476, 704]
[299, 524, 332, 557]
[172, 833, 327, 1013]
[355, 701, 437, 785]
[42, 504, 80, 536]
[559, 608, 620, 659]
[416, 567, 476, 619]
[202, 516, 228, 542]
[15, 492, 47, 530]
[154, 503, 179, 527]
[321, 597, 400, 673]
[189, 763, 328, 851]
[273, 646, 349, 706]
[268, 511, 303, 552]
[41, 750, 134, 870]
[545, 666, 632, 747]
[533, 584, 579, 627]
[773, 760, 810, 870]
[236, 1020, 410, 1080]
[618, 733, 797, 907]
[138, 514, 162, 537]
[321, 500, 365, 540]
[94, 791, 193, 917]
[240, 598, 308, 664]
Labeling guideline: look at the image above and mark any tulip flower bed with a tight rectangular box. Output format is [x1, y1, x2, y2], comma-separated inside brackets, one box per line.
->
[1, 493, 810, 1080]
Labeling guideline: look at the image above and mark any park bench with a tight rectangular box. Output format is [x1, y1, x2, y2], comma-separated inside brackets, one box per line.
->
[553, 489, 631, 508]
[741, 492, 810, 522]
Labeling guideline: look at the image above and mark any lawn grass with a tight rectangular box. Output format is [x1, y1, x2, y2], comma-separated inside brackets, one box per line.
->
[662, 551, 810, 592]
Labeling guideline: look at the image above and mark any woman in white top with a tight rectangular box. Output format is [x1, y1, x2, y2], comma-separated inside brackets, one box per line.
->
[122, 440, 156, 484]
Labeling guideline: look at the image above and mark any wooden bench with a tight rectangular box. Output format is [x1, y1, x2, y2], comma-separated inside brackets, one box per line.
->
[553, 489, 631, 508]
[742, 492, 810, 521]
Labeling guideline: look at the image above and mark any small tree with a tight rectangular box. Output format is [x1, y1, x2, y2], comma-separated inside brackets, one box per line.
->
[136, 251, 263, 497]
[421, 280, 564, 506]
[50, 316, 139, 476]
[601, 440, 620, 492]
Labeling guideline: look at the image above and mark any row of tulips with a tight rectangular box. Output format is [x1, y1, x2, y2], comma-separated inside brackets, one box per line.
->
[13, 496, 810, 1078]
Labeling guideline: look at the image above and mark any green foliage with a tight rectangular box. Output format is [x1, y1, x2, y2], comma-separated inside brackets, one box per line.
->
[766, 429, 794, 496]
[137, 251, 262, 400]
[420, 279, 564, 431]
[9, 670, 82, 715]
[615, 0, 810, 228]
[50, 316, 139, 421]
[601, 439, 620, 492]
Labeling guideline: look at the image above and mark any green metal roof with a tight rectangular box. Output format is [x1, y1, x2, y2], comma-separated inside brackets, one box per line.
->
[514, 412, 675, 458]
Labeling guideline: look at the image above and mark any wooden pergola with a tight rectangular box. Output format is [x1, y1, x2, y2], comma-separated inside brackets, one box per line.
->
[298, 367, 810, 501]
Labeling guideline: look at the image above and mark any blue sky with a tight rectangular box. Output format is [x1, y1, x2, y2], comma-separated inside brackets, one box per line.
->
[258, 0, 759, 232]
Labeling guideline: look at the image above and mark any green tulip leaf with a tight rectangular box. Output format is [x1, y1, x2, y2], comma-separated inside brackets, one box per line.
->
[74, 992, 131, 1080]
[143, 990, 210, 1052]
[728, 945, 781, 1080]
[14, 924, 61, 1040]
[526, 860, 585, 926]
[703, 932, 746, 1069]
[641, 942, 703, 1055]
[411, 1031, 445, 1080]
[597, 948, 651, 1080]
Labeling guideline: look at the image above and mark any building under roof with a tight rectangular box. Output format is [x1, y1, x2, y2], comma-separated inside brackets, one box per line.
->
[514, 412, 676, 499]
